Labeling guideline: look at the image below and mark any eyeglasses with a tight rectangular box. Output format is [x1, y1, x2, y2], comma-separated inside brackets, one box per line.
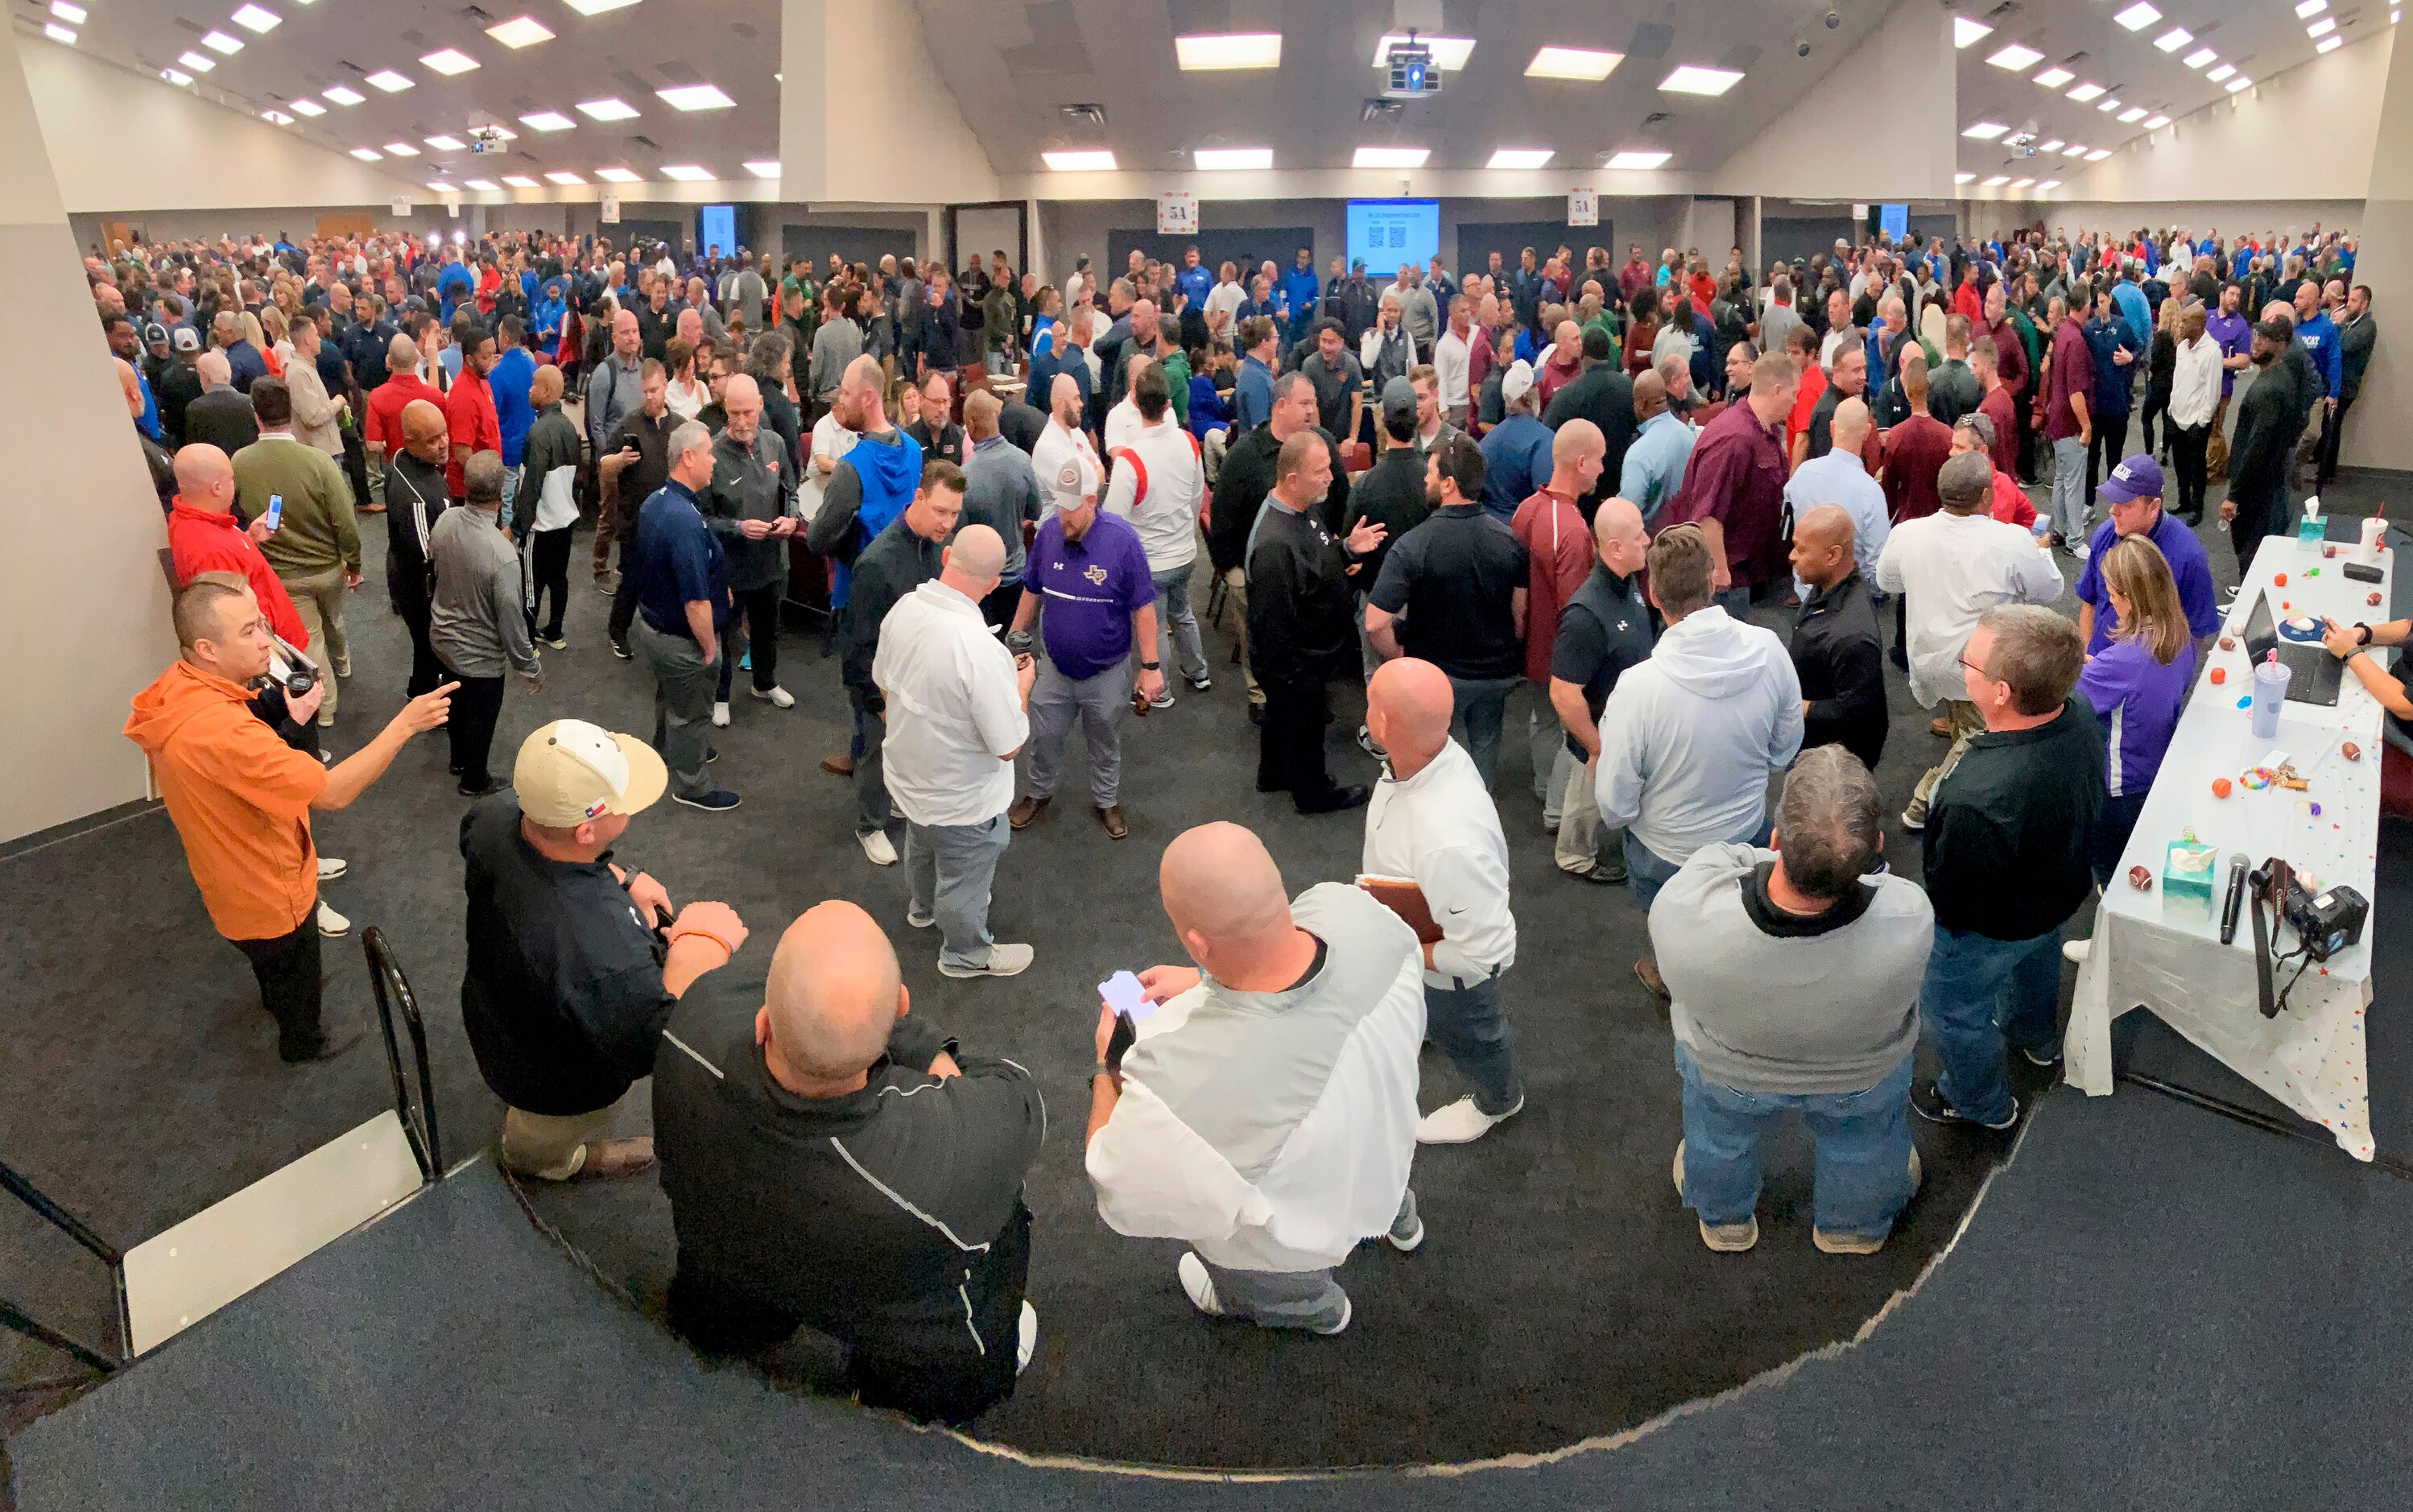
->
[1956, 655, 1997, 679]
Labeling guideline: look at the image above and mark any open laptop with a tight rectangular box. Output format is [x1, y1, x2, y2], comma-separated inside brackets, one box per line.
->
[2240, 591, 2346, 708]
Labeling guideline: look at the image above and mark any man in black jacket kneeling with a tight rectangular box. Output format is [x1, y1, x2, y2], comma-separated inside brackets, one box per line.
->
[654, 899, 1045, 1424]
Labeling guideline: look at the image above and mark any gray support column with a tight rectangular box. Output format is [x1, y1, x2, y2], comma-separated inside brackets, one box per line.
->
[2343, 25, 2411, 473]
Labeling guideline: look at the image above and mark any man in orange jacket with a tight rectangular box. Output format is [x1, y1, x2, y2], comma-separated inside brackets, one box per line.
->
[126, 576, 452, 1063]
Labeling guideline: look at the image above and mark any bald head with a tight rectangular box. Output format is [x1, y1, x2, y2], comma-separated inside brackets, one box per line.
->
[1830, 395, 1872, 448]
[1552, 417, 1604, 467]
[1366, 658, 1455, 767]
[1794, 503, 1855, 563]
[388, 333, 420, 370]
[1159, 823, 1294, 960]
[946, 522, 1006, 581]
[763, 903, 903, 1081]
[1632, 367, 1667, 421]
[172, 444, 234, 509]
[1593, 496, 1649, 573]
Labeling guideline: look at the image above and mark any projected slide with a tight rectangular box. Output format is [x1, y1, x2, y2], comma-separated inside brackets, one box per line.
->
[700, 204, 737, 258]
[1348, 199, 1440, 273]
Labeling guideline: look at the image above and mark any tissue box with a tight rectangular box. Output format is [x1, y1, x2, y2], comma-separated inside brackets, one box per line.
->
[2163, 836, 2220, 920]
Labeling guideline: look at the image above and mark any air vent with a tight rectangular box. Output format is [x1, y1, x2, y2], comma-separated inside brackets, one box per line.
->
[1984, 1, 2023, 19]
[628, 134, 658, 150]
[1061, 102, 1106, 126]
[2060, 51, 2091, 67]
[173, 16, 205, 32]
[461, 5, 496, 22]
[1641, 110, 1673, 127]
[1361, 97, 1404, 122]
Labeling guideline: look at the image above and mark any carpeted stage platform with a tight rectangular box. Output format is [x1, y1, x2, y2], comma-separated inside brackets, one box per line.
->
[4, 473, 2407, 1493]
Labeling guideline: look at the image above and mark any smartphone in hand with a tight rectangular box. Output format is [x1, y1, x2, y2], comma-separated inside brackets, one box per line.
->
[262, 493, 283, 531]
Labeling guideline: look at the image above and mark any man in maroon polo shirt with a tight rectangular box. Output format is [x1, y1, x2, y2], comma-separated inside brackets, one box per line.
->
[1659, 350, 1797, 618]
[2039, 295, 2094, 551]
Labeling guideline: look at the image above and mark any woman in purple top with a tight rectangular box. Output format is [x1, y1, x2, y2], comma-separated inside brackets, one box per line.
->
[2077, 535, 2196, 884]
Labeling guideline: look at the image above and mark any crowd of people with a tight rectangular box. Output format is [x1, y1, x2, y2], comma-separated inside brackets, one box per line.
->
[106, 213, 2401, 1425]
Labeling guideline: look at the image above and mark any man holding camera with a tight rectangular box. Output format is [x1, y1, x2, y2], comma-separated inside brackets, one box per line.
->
[127, 576, 453, 1063]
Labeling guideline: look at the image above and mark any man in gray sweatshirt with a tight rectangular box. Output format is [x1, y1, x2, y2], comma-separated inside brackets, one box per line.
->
[431, 452, 542, 795]
[1651, 746, 1932, 1257]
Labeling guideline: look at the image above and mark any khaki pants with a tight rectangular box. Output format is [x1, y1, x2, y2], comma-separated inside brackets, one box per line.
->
[280, 564, 350, 718]
[1219, 567, 1263, 705]
[1556, 753, 1623, 874]
[592, 477, 619, 576]
[1907, 700, 1986, 822]
[500, 1103, 616, 1180]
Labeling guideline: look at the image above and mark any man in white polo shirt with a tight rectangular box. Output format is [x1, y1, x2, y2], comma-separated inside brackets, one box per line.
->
[1102, 362, 1211, 704]
[872, 523, 1040, 978]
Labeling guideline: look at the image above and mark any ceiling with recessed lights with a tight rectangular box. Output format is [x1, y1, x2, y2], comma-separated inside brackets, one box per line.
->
[10, 0, 783, 190]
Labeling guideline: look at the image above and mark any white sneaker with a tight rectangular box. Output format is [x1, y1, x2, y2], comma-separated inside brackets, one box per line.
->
[1415, 1092, 1523, 1145]
[938, 942, 1035, 979]
[2062, 936, 2093, 965]
[1149, 689, 1176, 710]
[750, 685, 795, 708]
[710, 701, 731, 728]
[1179, 1252, 1349, 1334]
[906, 903, 935, 929]
[857, 829, 898, 866]
[1016, 1299, 1038, 1374]
[316, 899, 350, 937]
[316, 856, 348, 882]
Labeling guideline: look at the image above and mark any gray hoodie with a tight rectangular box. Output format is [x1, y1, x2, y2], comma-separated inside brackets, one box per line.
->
[1596, 605, 1804, 862]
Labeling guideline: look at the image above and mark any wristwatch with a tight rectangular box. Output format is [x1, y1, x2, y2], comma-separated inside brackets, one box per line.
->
[2353, 622, 2374, 647]
[1139, 660, 1160, 671]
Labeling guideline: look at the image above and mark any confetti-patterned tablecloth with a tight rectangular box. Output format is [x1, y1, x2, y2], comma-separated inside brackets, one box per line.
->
[2068, 535, 2389, 1161]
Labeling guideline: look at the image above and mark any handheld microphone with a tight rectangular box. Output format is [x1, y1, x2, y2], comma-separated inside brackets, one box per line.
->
[2219, 853, 2250, 944]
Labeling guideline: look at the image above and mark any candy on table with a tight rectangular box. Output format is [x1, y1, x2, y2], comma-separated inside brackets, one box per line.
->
[2212, 776, 2233, 798]
[2236, 695, 2252, 709]
[2324, 544, 2338, 558]
[2128, 864, 2154, 891]
[2371, 593, 2385, 607]
[2307, 568, 2322, 577]
[2210, 667, 2227, 685]
[2220, 634, 2237, 651]
[2343, 742, 2362, 762]
[2275, 572, 2288, 585]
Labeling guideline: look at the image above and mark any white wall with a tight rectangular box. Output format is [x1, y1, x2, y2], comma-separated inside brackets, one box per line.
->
[19, 35, 425, 215]
[2014, 200, 2368, 242]
[1715, 0, 1956, 201]
[783, 0, 998, 204]
[2065, 31, 2393, 204]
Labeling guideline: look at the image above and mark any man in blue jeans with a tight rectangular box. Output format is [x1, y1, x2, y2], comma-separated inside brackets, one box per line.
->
[1913, 605, 2104, 1129]
[1597, 523, 1804, 999]
[1653, 747, 1933, 1253]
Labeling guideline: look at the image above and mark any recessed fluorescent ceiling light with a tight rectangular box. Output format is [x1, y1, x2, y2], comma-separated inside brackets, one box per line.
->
[426, 181, 454, 192]
[659, 163, 714, 180]
[486, 15, 554, 48]
[231, 3, 279, 31]
[543, 170, 584, 184]
[576, 97, 638, 120]
[42, 20, 72, 39]
[2308, 17, 2336, 35]
[2205, 63, 2235, 81]
[1192, 147, 1273, 170]
[500, 174, 537, 187]
[200, 31, 242, 53]
[520, 111, 576, 131]
[1955, 171, 1977, 183]
[656, 83, 733, 110]
[561, 0, 639, 12]
[2038, 179, 2061, 188]
[262, 109, 293, 124]
[382, 141, 420, 155]
[2154, 27, 2192, 52]
[2182, 47, 2217, 68]
[2066, 81, 2106, 101]
[1986, 43, 2043, 70]
[349, 147, 382, 160]
[2297, 0, 2328, 14]
[1982, 174, 2010, 186]
[2145, 114, 2171, 128]
[291, 98, 324, 116]
[161, 68, 193, 85]
[424, 134, 465, 150]
[1953, 16, 1993, 47]
[2062, 143, 2086, 155]
[2113, 2, 2159, 31]
[2099, 96, 2123, 112]
[1353, 145, 1429, 167]
[420, 48, 478, 75]
[2086, 148, 2113, 160]
[2039, 138, 2065, 151]
[365, 70, 414, 91]
[176, 51, 215, 72]
[595, 166, 642, 181]
[2225, 75, 2251, 91]
[1526, 45, 1622, 80]
[2317, 34, 2343, 51]
[51, 1, 85, 23]
[2118, 105, 2147, 122]
[1488, 147, 1555, 169]
[1961, 120, 2011, 138]
[1605, 150, 1671, 170]
[2010, 177, 2035, 188]
[1173, 32, 1282, 70]
[740, 159, 781, 177]
[1371, 34, 1474, 69]
[322, 84, 362, 104]
[2033, 67, 2074, 87]
[1040, 150, 1116, 171]
[1659, 64, 1743, 94]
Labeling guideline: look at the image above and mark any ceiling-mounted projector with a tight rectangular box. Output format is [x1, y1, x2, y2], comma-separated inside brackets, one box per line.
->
[1386, 31, 1440, 97]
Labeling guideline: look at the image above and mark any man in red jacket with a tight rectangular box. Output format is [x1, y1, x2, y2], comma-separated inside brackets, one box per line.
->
[362, 333, 444, 493]
[165, 444, 308, 651]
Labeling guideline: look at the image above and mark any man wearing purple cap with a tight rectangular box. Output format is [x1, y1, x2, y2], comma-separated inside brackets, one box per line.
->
[2072, 455, 2219, 659]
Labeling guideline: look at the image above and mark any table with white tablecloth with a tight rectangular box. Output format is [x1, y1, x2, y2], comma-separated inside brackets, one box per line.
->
[2067, 532, 2392, 1160]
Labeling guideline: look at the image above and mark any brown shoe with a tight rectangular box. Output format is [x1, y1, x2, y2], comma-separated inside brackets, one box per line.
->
[820, 752, 854, 777]
[1008, 795, 1050, 830]
[1096, 804, 1129, 840]
[572, 1137, 655, 1180]
[1928, 714, 1953, 738]
[1633, 956, 1671, 1002]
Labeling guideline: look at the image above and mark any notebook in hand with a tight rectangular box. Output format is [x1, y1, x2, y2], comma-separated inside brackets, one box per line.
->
[1357, 874, 1442, 944]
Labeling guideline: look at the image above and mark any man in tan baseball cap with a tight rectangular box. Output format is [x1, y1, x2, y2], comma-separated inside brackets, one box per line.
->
[458, 718, 746, 1180]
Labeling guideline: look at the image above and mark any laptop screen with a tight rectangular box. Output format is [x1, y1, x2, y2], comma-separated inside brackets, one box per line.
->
[2241, 591, 2278, 663]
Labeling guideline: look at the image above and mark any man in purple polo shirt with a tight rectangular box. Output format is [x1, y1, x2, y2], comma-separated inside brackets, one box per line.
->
[1658, 349, 1797, 618]
[1004, 465, 1163, 841]
[2072, 456, 2219, 661]
[2203, 282, 2253, 477]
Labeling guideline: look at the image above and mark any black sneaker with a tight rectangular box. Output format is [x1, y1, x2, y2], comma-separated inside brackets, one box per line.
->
[457, 778, 501, 797]
[611, 640, 632, 660]
[1910, 1077, 2018, 1130]
[1296, 784, 1370, 816]
[2018, 1043, 2064, 1068]
[673, 789, 742, 812]
[704, 746, 720, 764]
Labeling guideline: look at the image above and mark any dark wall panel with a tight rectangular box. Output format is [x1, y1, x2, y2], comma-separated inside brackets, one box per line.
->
[1104, 225, 1315, 287]
[1455, 220, 1609, 282]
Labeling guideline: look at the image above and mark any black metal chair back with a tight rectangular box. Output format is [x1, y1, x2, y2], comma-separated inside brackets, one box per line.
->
[362, 927, 444, 1181]
[0, 1159, 127, 1374]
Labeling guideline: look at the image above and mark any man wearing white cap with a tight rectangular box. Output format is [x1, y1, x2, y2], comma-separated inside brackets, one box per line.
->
[459, 718, 750, 1180]
[1477, 359, 1554, 520]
